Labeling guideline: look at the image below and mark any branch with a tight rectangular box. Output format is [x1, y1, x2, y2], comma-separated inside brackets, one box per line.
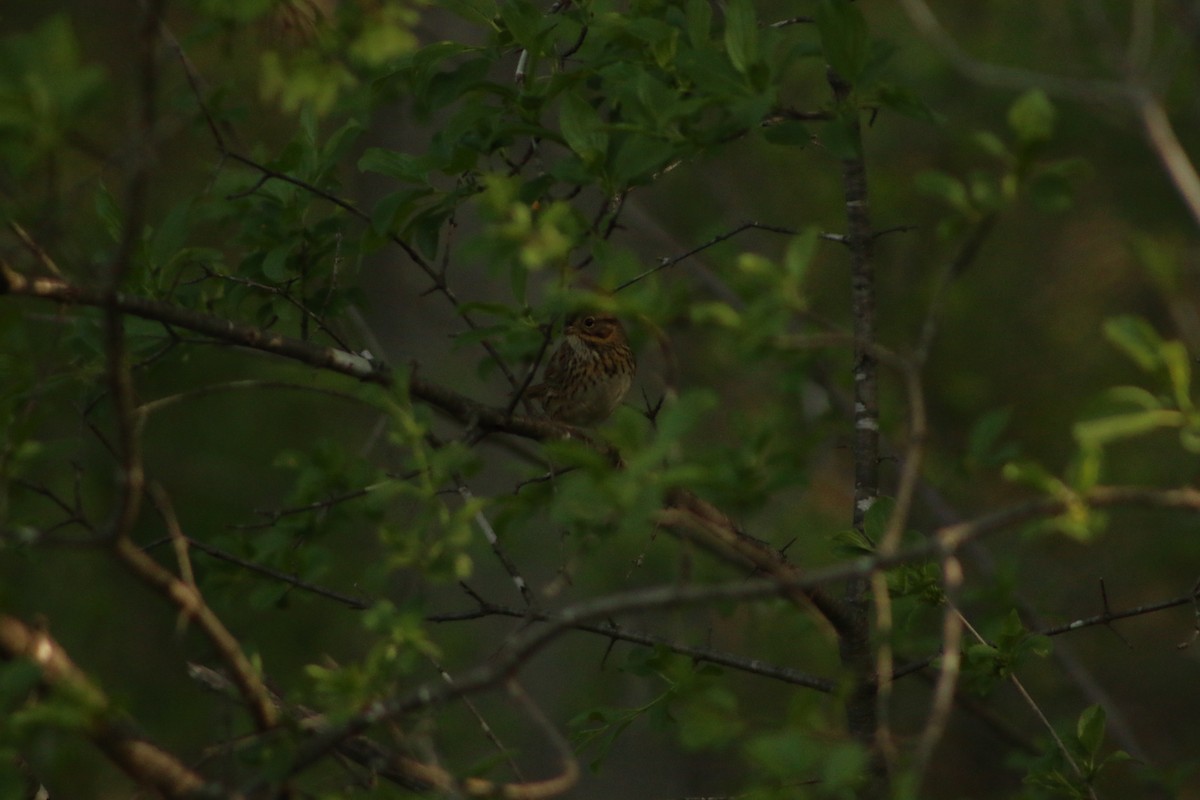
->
[0, 615, 213, 798]
[241, 480, 1200, 789]
[143, 533, 373, 610]
[427, 596, 835, 692]
[191, 661, 579, 798]
[113, 526, 279, 730]
[0, 266, 852, 629]
[657, 487, 852, 635]
[614, 220, 848, 293]
[826, 58, 884, 784]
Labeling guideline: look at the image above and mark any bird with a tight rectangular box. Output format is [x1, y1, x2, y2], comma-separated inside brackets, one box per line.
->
[525, 313, 636, 425]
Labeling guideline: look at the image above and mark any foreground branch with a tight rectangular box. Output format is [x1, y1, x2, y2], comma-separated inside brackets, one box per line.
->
[0, 616, 212, 798]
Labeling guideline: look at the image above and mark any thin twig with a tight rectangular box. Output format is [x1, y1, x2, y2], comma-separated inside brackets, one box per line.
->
[429, 656, 526, 780]
[614, 221, 845, 293]
[427, 596, 835, 692]
[142, 534, 372, 610]
[909, 556, 964, 789]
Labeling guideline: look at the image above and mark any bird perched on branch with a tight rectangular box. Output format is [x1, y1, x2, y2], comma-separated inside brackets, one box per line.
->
[526, 313, 635, 425]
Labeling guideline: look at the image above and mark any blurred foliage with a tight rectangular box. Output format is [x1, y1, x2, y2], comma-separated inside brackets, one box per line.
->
[2, 1, 1200, 798]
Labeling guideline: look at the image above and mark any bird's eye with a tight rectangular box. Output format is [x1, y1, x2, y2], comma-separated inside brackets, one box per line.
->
[583, 316, 596, 327]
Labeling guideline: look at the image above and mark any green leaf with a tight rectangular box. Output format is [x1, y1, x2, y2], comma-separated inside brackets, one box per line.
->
[745, 729, 813, 779]
[1008, 88, 1055, 144]
[358, 148, 430, 182]
[685, 0, 712, 47]
[558, 93, 608, 164]
[94, 181, 123, 242]
[689, 302, 741, 329]
[817, 0, 869, 83]
[821, 741, 869, 791]
[1074, 410, 1182, 449]
[862, 495, 895, 543]
[654, 389, 718, 446]
[674, 686, 742, 749]
[0, 660, 43, 709]
[148, 202, 193, 271]
[611, 134, 675, 186]
[1181, 420, 1200, 454]
[1103, 315, 1163, 371]
[832, 527, 875, 556]
[783, 228, 819, 284]
[422, 58, 493, 113]
[320, 120, 365, 168]
[1099, 385, 1163, 411]
[1161, 340, 1194, 411]
[875, 83, 942, 123]
[438, 0, 495, 25]
[498, 0, 544, 48]
[821, 113, 863, 159]
[261, 245, 292, 282]
[370, 186, 433, 235]
[723, 0, 758, 75]
[1076, 704, 1107, 757]
[971, 130, 1012, 160]
[1130, 233, 1181, 291]
[968, 407, 1019, 468]
[1029, 170, 1074, 212]
[1001, 459, 1059, 493]
[915, 170, 969, 213]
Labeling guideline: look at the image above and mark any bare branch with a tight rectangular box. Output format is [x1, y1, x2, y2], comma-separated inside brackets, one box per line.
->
[614, 221, 847, 293]
[143, 533, 373, 610]
[427, 595, 835, 692]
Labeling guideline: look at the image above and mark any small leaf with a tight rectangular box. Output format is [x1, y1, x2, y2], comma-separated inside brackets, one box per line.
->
[689, 302, 740, 329]
[1130, 233, 1180, 291]
[558, 93, 608, 163]
[862, 496, 895, 543]
[370, 187, 432, 235]
[1030, 170, 1074, 212]
[498, 0, 544, 48]
[1008, 88, 1055, 144]
[783, 228, 819, 283]
[1073, 410, 1182, 449]
[1181, 421, 1200, 454]
[94, 181, 123, 242]
[915, 170, 969, 213]
[1100, 385, 1163, 411]
[358, 148, 430, 182]
[1001, 459, 1059, 493]
[1076, 704, 1107, 757]
[438, 0, 494, 25]
[820, 113, 863, 159]
[320, 119, 365, 168]
[685, 0, 712, 46]
[723, 0, 758, 75]
[816, 0, 869, 83]
[1103, 315, 1163, 371]
[262, 245, 292, 282]
[654, 389, 718, 446]
[971, 130, 1012, 160]
[1160, 340, 1194, 411]
[875, 83, 941, 123]
[611, 134, 675, 186]
[968, 408, 1017, 467]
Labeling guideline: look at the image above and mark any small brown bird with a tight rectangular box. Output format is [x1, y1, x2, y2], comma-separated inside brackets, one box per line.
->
[526, 313, 636, 425]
